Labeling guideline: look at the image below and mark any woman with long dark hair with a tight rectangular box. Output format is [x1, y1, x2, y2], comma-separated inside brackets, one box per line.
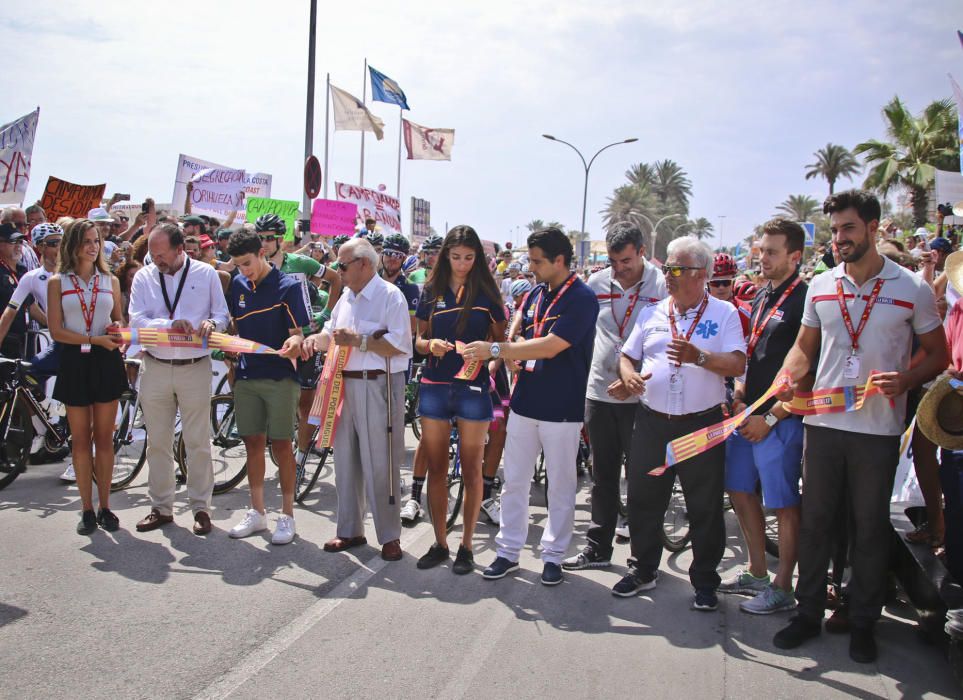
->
[47, 219, 128, 535]
[414, 225, 506, 573]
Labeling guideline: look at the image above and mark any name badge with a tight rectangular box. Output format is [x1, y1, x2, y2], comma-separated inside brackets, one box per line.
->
[669, 371, 683, 395]
[525, 359, 537, 372]
[81, 343, 92, 354]
[844, 354, 860, 379]
[614, 341, 623, 360]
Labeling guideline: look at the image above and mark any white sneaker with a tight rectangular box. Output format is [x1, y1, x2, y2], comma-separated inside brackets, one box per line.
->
[60, 463, 76, 482]
[481, 497, 501, 525]
[615, 515, 630, 539]
[271, 514, 296, 545]
[400, 498, 423, 524]
[229, 509, 268, 539]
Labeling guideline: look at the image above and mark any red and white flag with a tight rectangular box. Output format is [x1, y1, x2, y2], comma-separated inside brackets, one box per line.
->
[402, 119, 454, 161]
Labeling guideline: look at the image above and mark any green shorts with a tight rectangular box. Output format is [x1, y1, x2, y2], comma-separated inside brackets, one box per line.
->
[233, 378, 300, 440]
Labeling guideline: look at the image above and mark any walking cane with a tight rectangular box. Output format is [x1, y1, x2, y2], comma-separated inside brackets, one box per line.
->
[372, 330, 396, 505]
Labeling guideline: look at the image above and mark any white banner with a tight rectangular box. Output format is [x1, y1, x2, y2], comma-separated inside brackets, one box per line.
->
[330, 84, 385, 140]
[335, 182, 402, 235]
[402, 119, 454, 161]
[0, 108, 40, 206]
[189, 168, 246, 213]
[171, 153, 271, 222]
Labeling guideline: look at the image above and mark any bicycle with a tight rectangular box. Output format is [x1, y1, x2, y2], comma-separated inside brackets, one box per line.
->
[100, 358, 151, 491]
[405, 363, 423, 439]
[294, 423, 334, 504]
[176, 393, 248, 495]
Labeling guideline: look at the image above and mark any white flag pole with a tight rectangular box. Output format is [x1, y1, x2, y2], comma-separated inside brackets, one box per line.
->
[396, 111, 403, 199]
[323, 73, 331, 200]
[360, 58, 367, 187]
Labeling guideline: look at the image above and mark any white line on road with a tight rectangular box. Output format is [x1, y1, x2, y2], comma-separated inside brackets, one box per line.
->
[194, 524, 432, 700]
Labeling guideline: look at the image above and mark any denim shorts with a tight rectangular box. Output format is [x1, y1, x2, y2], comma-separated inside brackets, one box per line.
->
[417, 381, 493, 423]
[725, 416, 803, 509]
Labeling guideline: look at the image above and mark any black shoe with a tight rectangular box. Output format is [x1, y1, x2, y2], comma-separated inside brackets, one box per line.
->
[541, 562, 564, 586]
[416, 544, 450, 570]
[692, 588, 719, 612]
[452, 545, 474, 575]
[612, 570, 658, 597]
[561, 546, 612, 571]
[482, 556, 519, 580]
[77, 510, 97, 535]
[849, 626, 877, 663]
[773, 614, 821, 650]
[96, 508, 120, 532]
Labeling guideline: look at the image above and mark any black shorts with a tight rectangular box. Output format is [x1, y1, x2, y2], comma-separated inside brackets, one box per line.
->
[53, 344, 127, 407]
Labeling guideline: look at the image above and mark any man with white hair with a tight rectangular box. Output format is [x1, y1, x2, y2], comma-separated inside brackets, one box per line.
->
[302, 238, 412, 561]
[616, 235, 747, 611]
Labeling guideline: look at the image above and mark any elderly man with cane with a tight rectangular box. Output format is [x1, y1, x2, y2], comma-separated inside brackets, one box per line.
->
[302, 238, 412, 561]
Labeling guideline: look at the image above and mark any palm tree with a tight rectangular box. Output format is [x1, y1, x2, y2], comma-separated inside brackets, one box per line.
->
[545, 221, 565, 232]
[652, 159, 692, 210]
[775, 195, 821, 221]
[854, 96, 958, 226]
[804, 143, 861, 195]
[625, 163, 656, 190]
[601, 185, 656, 236]
[525, 219, 545, 233]
[689, 217, 714, 240]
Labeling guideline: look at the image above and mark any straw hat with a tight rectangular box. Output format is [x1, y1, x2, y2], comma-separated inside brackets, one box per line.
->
[916, 374, 963, 450]
[945, 251, 963, 294]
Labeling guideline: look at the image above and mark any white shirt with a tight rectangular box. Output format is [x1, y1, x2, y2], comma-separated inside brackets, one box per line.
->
[622, 294, 746, 415]
[9, 265, 55, 312]
[19, 244, 39, 272]
[323, 273, 412, 373]
[128, 255, 231, 360]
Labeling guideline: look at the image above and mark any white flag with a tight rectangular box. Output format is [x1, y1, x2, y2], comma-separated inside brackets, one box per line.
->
[0, 108, 40, 205]
[402, 119, 454, 161]
[330, 84, 385, 140]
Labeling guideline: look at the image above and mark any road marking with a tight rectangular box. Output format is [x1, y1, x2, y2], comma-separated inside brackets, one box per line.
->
[194, 524, 432, 700]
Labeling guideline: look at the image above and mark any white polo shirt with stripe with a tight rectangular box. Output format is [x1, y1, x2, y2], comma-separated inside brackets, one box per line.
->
[801, 256, 941, 436]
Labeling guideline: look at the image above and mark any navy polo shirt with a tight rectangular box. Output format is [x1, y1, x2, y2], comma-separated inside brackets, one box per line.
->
[228, 265, 310, 381]
[393, 273, 420, 316]
[0, 262, 28, 338]
[511, 275, 599, 422]
[416, 285, 506, 386]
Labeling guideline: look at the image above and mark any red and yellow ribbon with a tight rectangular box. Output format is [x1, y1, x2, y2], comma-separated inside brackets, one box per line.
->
[110, 327, 279, 355]
[308, 345, 352, 449]
[454, 340, 482, 381]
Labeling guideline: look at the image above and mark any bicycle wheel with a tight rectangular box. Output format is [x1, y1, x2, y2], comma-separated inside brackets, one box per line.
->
[109, 396, 148, 491]
[0, 394, 33, 491]
[660, 474, 691, 552]
[214, 371, 231, 397]
[407, 381, 422, 440]
[180, 394, 247, 494]
[445, 474, 464, 532]
[296, 445, 331, 504]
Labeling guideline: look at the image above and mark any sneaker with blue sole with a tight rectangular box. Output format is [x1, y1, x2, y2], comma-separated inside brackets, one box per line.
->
[482, 556, 519, 580]
[541, 562, 563, 586]
[692, 588, 719, 611]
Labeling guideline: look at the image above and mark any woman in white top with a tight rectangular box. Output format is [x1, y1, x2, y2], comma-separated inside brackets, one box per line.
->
[47, 219, 127, 536]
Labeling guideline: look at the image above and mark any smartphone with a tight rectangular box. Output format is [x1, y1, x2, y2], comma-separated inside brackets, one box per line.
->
[141, 201, 149, 213]
[114, 193, 131, 202]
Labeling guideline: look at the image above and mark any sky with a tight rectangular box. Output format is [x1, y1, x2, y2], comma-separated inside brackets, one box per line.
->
[3, 0, 962, 250]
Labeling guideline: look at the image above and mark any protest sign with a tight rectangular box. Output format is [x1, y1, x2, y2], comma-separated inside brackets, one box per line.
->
[246, 197, 300, 241]
[171, 153, 271, 221]
[39, 177, 106, 222]
[334, 182, 402, 235]
[0, 108, 39, 206]
[189, 168, 246, 213]
[311, 199, 357, 236]
[410, 197, 430, 246]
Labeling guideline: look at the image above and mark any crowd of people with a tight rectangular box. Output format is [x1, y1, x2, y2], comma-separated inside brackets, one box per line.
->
[2, 187, 961, 666]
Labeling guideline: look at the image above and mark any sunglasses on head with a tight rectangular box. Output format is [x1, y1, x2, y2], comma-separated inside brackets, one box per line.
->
[662, 264, 702, 277]
[382, 250, 405, 259]
[709, 279, 733, 288]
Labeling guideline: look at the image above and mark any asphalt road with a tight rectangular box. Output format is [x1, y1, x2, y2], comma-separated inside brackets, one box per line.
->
[0, 433, 958, 700]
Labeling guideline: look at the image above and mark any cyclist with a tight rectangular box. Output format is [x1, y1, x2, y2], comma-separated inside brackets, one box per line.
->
[708, 253, 751, 336]
[408, 233, 442, 288]
[413, 225, 506, 574]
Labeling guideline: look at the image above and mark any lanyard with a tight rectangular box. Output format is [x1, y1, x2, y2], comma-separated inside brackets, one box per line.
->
[668, 294, 709, 367]
[611, 278, 642, 339]
[1, 261, 18, 286]
[745, 276, 802, 359]
[533, 274, 576, 338]
[159, 257, 190, 320]
[835, 277, 884, 353]
[68, 273, 99, 335]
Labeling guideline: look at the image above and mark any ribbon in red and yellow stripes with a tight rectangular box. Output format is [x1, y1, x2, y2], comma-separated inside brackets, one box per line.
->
[307, 344, 352, 449]
[109, 327, 279, 355]
[781, 372, 890, 416]
[454, 341, 482, 381]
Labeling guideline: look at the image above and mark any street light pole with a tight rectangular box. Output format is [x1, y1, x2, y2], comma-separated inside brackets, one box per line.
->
[301, 0, 317, 230]
[542, 135, 637, 268]
[718, 215, 727, 250]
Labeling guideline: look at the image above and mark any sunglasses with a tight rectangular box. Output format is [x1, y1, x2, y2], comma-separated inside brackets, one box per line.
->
[709, 279, 733, 288]
[43, 239, 62, 248]
[662, 265, 702, 277]
[382, 250, 405, 260]
[258, 235, 279, 242]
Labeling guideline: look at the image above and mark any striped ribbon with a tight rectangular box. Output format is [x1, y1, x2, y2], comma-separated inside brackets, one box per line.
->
[307, 345, 352, 449]
[109, 327, 278, 355]
[454, 341, 483, 381]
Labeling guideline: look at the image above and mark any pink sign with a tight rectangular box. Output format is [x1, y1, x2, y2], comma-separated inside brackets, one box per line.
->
[311, 198, 358, 236]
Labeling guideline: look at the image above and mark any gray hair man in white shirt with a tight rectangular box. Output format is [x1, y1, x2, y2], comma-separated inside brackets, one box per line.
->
[128, 223, 230, 536]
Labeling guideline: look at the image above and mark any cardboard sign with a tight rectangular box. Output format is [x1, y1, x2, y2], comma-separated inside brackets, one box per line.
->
[0, 108, 39, 206]
[39, 176, 106, 222]
[189, 168, 246, 213]
[311, 199, 358, 236]
[246, 197, 299, 241]
[334, 182, 401, 234]
[171, 153, 271, 222]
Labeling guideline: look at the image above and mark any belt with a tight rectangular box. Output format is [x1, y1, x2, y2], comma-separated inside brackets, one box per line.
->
[641, 403, 721, 422]
[147, 353, 207, 367]
[341, 369, 386, 380]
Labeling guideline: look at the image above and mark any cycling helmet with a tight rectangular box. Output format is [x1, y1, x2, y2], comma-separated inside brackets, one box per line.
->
[734, 280, 758, 301]
[929, 237, 953, 254]
[383, 233, 410, 255]
[31, 222, 64, 245]
[508, 261, 522, 272]
[254, 213, 286, 235]
[509, 279, 533, 298]
[332, 234, 350, 248]
[402, 254, 419, 273]
[421, 234, 443, 252]
[521, 264, 530, 274]
[712, 252, 738, 279]
[366, 231, 384, 247]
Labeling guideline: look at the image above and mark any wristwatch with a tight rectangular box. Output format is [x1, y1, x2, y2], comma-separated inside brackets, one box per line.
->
[359, 334, 368, 352]
[695, 350, 707, 367]
[763, 412, 778, 428]
[490, 343, 501, 359]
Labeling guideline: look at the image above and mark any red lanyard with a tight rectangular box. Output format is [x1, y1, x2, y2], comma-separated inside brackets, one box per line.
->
[835, 277, 884, 353]
[533, 274, 576, 338]
[1, 261, 18, 286]
[668, 293, 709, 344]
[611, 279, 642, 339]
[745, 276, 802, 359]
[69, 273, 99, 335]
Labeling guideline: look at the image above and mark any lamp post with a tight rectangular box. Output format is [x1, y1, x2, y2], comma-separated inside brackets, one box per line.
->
[542, 134, 638, 268]
[718, 215, 727, 250]
[301, 0, 317, 233]
[633, 212, 684, 255]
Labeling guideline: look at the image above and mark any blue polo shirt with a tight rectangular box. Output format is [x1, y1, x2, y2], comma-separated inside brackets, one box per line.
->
[393, 273, 420, 316]
[511, 275, 599, 422]
[228, 265, 310, 381]
[416, 285, 506, 386]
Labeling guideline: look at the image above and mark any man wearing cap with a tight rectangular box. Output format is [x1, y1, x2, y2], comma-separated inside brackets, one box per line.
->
[0, 208, 39, 271]
[773, 190, 947, 663]
[562, 222, 666, 573]
[215, 230, 232, 263]
[909, 229, 929, 260]
[0, 223, 29, 359]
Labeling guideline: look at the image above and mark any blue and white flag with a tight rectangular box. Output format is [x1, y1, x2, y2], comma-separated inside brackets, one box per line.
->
[368, 66, 409, 110]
